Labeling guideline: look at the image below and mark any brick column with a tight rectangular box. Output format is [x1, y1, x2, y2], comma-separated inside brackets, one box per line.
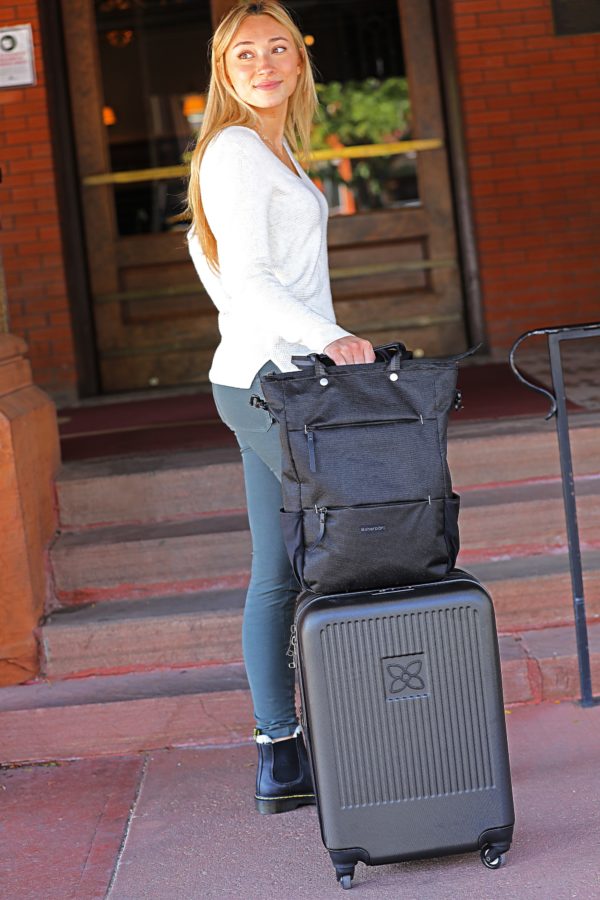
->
[0, 334, 60, 686]
[0, 2, 77, 399]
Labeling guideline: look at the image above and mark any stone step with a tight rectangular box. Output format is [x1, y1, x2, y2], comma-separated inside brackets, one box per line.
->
[460, 483, 600, 560]
[4, 622, 600, 764]
[49, 481, 600, 607]
[50, 513, 250, 606]
[0, 663, 252, 765]
[41, 552, 600, 680]
[41, 589, 246, 678]
[56, 447, 246, 530]
[449, 413, 600, 489]
[55, 414, 600, 530]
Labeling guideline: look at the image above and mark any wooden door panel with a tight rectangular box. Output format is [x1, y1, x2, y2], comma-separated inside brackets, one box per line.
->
[121, 265, 199, 292]
[121, 298, 213, 330]
[334, 287, 461, 326]
[332, 270, 430, 300]
[364, 320, 466, 356]
[335, 287, 461, 341]
[101, 347, 216, 393]
[327, 207, 428, 245]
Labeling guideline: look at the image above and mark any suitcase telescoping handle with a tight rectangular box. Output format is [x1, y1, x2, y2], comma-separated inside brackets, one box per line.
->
[292, 342, 413, 377]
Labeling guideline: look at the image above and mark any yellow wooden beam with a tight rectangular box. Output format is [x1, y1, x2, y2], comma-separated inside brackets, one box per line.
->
[82, 138, 443, 186]
[310, 138, 442, 162]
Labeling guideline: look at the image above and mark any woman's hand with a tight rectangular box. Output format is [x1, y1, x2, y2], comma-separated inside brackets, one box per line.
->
[323, 335, 376, 365]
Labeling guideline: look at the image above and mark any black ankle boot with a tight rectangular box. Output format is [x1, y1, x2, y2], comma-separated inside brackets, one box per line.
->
[254, 725, 316, 814]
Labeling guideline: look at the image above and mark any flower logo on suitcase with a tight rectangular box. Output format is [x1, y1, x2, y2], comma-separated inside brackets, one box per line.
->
[382, 653, 428, 700]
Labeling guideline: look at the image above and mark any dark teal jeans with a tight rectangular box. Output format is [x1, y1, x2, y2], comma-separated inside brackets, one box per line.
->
[212, 361, 300, 739]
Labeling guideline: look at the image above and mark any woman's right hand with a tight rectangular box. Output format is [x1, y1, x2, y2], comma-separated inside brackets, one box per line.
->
[323, 335, 376, 366]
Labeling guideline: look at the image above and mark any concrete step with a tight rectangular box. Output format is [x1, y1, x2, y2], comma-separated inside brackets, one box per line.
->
[50, 512, 250, 606]
[55, 414, 600, 530]
[56, 447, 246, 530]
[41, 589, 246, 678]
[460, 482, 600, 560]
[4, 622, 600, 764]
[449, 412, 600, 489]
[0, 663, 252, 764]
[49, 479, 600, 607]
[40, 551, 600, 680]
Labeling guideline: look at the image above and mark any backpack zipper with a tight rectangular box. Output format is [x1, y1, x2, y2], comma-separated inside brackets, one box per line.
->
[303, 505, 328, 552]
[308, 496, 434, 548]
[304, 416, 424, 473]
[305, 426, 316, 472]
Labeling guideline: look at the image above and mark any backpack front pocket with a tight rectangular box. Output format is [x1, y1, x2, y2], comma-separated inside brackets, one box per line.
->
[301, 495, 460, 594]
[289, 417, 446, 508]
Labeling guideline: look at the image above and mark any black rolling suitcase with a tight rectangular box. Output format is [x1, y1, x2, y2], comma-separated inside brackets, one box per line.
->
[291, 570, 514, 890]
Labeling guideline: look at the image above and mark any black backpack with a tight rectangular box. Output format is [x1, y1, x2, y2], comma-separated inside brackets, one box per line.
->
[256, 343, 472, 595]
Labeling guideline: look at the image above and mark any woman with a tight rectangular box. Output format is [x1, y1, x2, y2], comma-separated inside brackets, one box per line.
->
[186, 0, 375, 814]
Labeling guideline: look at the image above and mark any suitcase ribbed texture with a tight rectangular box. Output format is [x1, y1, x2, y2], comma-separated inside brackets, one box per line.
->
[319, 605, 494, 808]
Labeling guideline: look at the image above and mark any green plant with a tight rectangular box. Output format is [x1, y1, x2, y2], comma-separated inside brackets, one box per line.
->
[310, 77, 414, 210]
[312, 77, 411, 148]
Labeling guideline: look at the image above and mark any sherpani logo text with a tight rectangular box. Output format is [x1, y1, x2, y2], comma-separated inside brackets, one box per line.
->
[360, 525, 386, 532]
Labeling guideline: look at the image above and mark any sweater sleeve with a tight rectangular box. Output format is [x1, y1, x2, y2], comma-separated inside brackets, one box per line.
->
[199, 130, 351, 353]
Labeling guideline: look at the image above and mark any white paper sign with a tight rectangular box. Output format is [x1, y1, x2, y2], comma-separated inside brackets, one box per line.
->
[0, 24, 36, 89]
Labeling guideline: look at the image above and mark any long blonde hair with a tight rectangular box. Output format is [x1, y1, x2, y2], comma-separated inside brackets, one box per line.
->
[186, 1, 317, 272]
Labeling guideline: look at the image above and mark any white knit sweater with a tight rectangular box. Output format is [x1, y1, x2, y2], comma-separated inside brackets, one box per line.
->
[187, 125, 351, 388]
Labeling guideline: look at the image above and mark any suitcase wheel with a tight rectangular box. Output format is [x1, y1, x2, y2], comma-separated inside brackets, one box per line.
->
[480, 846, 506, 870]
[334, 866, 355, 889]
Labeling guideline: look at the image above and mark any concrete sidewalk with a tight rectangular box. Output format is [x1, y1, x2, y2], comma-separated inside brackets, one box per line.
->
[2, 701, 600, 900]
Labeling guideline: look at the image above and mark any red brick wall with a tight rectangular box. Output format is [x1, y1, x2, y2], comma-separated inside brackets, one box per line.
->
[452, 0, 600, 350]
[0, 2, 76, 400]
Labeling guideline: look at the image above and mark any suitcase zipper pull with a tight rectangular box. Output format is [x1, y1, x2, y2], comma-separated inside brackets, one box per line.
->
[305, 425, 317, 472]
[286, 623, 298, 669]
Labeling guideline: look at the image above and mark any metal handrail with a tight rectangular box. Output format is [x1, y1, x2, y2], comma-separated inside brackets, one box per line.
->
[81, 138, 443, 187]
[509, 321, 600, 707]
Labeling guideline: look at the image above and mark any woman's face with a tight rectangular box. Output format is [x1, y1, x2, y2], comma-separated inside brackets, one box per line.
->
[224, 15, 302, 114]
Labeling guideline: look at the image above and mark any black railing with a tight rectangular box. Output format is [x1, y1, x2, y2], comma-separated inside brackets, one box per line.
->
[510, 321, 600, 708]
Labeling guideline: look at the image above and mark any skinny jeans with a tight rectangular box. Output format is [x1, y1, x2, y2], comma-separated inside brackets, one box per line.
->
[212, 361, 300, 739]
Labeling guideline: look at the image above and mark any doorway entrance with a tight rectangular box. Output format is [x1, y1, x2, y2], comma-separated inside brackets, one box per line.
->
[61, 0, 468, 392]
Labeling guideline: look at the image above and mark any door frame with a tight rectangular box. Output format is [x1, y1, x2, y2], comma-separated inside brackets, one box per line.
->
[38, 1, 100, 397]
[432, 0, 487, 348]
[42, 0, 484, 399]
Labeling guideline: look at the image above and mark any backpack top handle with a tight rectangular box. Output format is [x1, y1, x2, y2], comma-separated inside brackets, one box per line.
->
[292, 342, 413, 377]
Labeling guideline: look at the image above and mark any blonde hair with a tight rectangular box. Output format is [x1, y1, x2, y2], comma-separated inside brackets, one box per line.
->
[186, 1, 317, 271]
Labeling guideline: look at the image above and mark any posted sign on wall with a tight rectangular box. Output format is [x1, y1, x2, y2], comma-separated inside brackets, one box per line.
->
[0, 24, 36, 89]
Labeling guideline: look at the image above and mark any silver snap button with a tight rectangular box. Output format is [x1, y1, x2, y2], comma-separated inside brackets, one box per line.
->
[389, 372, 399, 381]
[320, 377, 329, 386]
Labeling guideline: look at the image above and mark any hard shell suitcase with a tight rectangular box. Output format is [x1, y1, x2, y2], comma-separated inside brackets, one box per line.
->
[291, 570, 514, 889]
